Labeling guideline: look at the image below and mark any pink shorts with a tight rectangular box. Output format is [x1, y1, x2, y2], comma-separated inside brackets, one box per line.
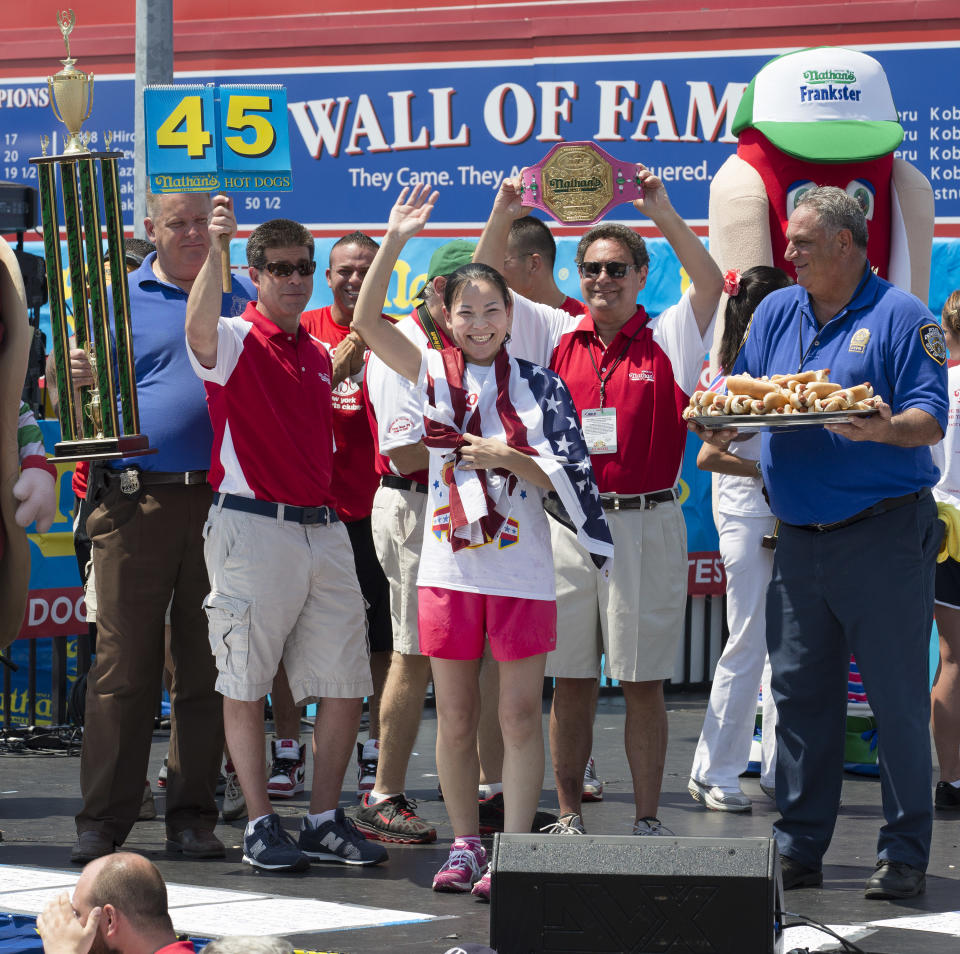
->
[417, 587, 557, 662]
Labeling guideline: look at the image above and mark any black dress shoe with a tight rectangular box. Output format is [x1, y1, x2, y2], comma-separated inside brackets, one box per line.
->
[71, 831, 115, 864]
[935, 780, 960, 810]
[779, 854, 823, 890]
[864, 860, 925, 899]
[165, 828, 226, 859]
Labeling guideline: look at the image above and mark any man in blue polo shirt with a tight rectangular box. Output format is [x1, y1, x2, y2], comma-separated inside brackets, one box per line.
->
[72, 191, 255, 864]
[693, 185, 946, 900]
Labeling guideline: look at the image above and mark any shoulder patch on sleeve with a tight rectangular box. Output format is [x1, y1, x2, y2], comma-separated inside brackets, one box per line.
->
[920, 323, 947, 365]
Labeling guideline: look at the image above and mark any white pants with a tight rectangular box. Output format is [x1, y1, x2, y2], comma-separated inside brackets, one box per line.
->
[691, 511, 778, 790]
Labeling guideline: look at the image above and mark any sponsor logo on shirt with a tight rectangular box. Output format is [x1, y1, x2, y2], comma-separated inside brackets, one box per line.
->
[629, 369, 655, 382]
[388, 415, 414, 435]
[318, 370, 331, 385]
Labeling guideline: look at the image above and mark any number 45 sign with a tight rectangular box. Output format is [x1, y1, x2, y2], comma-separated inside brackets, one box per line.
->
[144, 84, 292, 193]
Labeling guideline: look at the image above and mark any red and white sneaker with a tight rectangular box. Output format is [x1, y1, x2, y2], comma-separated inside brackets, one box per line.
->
[582, 756, 604, 802]
[267, 738, 305, 799]
[432, 839, 486, 892]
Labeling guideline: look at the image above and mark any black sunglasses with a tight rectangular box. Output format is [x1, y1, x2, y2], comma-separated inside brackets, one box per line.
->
[578, 261, 637, 279]
[261, 260, 316, 277]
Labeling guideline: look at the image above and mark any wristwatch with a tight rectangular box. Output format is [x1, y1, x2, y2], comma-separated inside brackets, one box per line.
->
[754, 460, 762, 477]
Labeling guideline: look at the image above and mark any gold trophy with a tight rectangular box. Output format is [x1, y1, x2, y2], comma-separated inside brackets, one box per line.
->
[48, 10, 93, 156]
[31, 10, 152, 461]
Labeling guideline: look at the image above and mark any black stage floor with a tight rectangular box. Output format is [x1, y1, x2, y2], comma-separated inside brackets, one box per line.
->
[0, 694, 957, 953]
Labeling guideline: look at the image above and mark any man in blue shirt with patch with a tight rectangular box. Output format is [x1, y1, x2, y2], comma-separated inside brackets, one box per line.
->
[692, 186, 946, 900]
[72, 191, 256, 864]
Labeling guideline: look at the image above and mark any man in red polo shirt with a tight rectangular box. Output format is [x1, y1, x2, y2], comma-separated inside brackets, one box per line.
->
[301, 232, 394, 798]
[185, 197, 387, 873]
[476, 169, 723, 837]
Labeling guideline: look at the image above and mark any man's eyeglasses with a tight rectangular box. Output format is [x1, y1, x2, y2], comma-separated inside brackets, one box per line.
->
[577, 261, 637, 280]
[261, 260, 316, 277]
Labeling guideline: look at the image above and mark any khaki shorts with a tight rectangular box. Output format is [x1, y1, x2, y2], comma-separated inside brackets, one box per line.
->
[544, 501, 688, 683]
[371, 484, 427, 656]
[202, 504, 371, 704]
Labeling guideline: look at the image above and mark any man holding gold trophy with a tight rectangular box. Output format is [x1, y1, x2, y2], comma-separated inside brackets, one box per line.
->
[33, 12, 256, 863]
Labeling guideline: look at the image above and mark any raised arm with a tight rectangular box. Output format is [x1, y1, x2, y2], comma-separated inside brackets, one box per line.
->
[632, 165, 723, 335]
[473, 174, 530, 271]
[186, 194, 234, 368]
[352, 184, 438, 384]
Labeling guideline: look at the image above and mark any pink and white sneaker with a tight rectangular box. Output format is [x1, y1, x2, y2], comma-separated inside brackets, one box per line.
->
[432, 839, 486, 892]
[471, 866, 492, 902]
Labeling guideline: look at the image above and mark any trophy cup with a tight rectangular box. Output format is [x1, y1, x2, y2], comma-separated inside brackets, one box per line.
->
[31, 10, 152, 461]
[519, 142, 644, 226]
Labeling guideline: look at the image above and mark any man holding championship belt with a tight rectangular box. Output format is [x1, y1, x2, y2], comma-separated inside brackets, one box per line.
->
[476, 153, 723, 837]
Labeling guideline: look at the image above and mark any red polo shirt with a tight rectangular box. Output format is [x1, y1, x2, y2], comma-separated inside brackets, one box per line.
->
[550, 294, 707, 493]
[560, 295, 588, 317]
[188, 302, 335, 508]
[301, 306, 397, 521]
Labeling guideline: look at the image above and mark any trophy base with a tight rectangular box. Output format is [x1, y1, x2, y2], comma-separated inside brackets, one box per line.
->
[54, 434, 158, 463]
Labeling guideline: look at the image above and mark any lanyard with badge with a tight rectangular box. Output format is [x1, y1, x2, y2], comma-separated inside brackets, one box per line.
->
[581, 323, 644, 455]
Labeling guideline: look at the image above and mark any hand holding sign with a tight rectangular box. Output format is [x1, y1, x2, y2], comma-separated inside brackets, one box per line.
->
[145, 83, 292, 292]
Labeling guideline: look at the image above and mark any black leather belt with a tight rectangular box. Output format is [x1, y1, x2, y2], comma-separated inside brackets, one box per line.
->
[216, 492, 339, 526]
[105, 469, 208, 487]
[599, 488, 678, 511]
[790, 489, 927, 533]
[381, 475, 428, 494]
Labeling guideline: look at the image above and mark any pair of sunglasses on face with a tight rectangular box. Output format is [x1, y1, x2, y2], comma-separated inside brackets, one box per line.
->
[260, 260, 317, 277]
[577, 261, 639, 279]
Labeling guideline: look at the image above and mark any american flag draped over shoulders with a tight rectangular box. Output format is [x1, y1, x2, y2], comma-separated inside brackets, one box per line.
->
[421, 346, 613, 572]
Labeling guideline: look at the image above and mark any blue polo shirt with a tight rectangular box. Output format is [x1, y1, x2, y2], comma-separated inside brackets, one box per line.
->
[108, 252, 255, 472]
[733, 265, 947, 526]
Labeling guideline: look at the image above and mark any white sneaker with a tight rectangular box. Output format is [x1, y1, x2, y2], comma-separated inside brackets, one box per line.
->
[582, 757, 603, 802]
[632, 817, 674, 836]
[222, 764, 247, 822]
[540, 812, 586, 835]
[687, 777, 752, 813]
[267, 739, 305, 798]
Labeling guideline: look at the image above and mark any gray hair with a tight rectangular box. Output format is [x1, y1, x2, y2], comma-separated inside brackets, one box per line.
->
[202, 936, 294, 954]
[795, 186, 868, 250]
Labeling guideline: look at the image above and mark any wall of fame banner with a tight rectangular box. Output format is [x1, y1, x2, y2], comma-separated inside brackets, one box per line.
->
[1, 44, 960, 233]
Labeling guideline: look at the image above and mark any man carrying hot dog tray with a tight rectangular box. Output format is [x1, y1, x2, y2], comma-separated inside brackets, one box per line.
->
[691, 185, 946, 900]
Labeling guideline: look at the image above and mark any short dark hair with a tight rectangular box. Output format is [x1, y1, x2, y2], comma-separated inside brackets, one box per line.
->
[718, 266, 793, 373]
[576, 223, 649, 271]
[329, 231, 379, 265]
[443, 262, 511, 313]
[795, 186, 869, 250]
[246, 219, 315, 268]
[509, 216, 556, 269]
[87, 856, 173, 936]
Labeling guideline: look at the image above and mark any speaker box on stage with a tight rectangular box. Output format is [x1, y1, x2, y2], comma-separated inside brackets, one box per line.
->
[489, 834, 784, 954]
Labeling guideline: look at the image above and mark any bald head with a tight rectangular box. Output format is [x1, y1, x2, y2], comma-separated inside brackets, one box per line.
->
[74, 853, 173, 939]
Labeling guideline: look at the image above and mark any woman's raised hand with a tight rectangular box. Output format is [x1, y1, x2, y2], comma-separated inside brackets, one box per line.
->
[387, 183, 439, 240]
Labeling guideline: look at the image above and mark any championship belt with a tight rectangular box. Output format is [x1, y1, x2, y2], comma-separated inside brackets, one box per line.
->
[519, 142, 644, 226]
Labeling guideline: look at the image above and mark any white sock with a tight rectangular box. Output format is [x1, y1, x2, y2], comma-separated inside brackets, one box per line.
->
[272, 738, 300, 758]
[478, 782, 503, 798]
[245, 813, 272, 835]
[306, 809, 336, 827]
[948, 779, 960, 789]
[368, 791, 400, 805]
[361, 738, 380, 760]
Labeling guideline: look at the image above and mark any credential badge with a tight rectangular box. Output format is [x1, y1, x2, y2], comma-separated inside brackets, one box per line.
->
[849, 328, 871, 354]
[119, 469, 141, 495]
[920, 323, 947, 365]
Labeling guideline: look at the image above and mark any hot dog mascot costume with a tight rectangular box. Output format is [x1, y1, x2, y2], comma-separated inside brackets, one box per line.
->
[709, 45, 934, 299]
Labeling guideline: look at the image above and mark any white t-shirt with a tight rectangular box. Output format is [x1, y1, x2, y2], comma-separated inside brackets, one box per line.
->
[716, 433, 770, 517]
[416, 353, 556, 601]
[932, 363, 960, 506]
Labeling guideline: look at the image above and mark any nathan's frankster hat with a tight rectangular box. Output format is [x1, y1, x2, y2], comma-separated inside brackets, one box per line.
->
[732, 46, 904, 162]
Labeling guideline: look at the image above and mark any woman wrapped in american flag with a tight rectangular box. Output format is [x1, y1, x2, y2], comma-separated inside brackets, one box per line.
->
[352, 184, 613, 901]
